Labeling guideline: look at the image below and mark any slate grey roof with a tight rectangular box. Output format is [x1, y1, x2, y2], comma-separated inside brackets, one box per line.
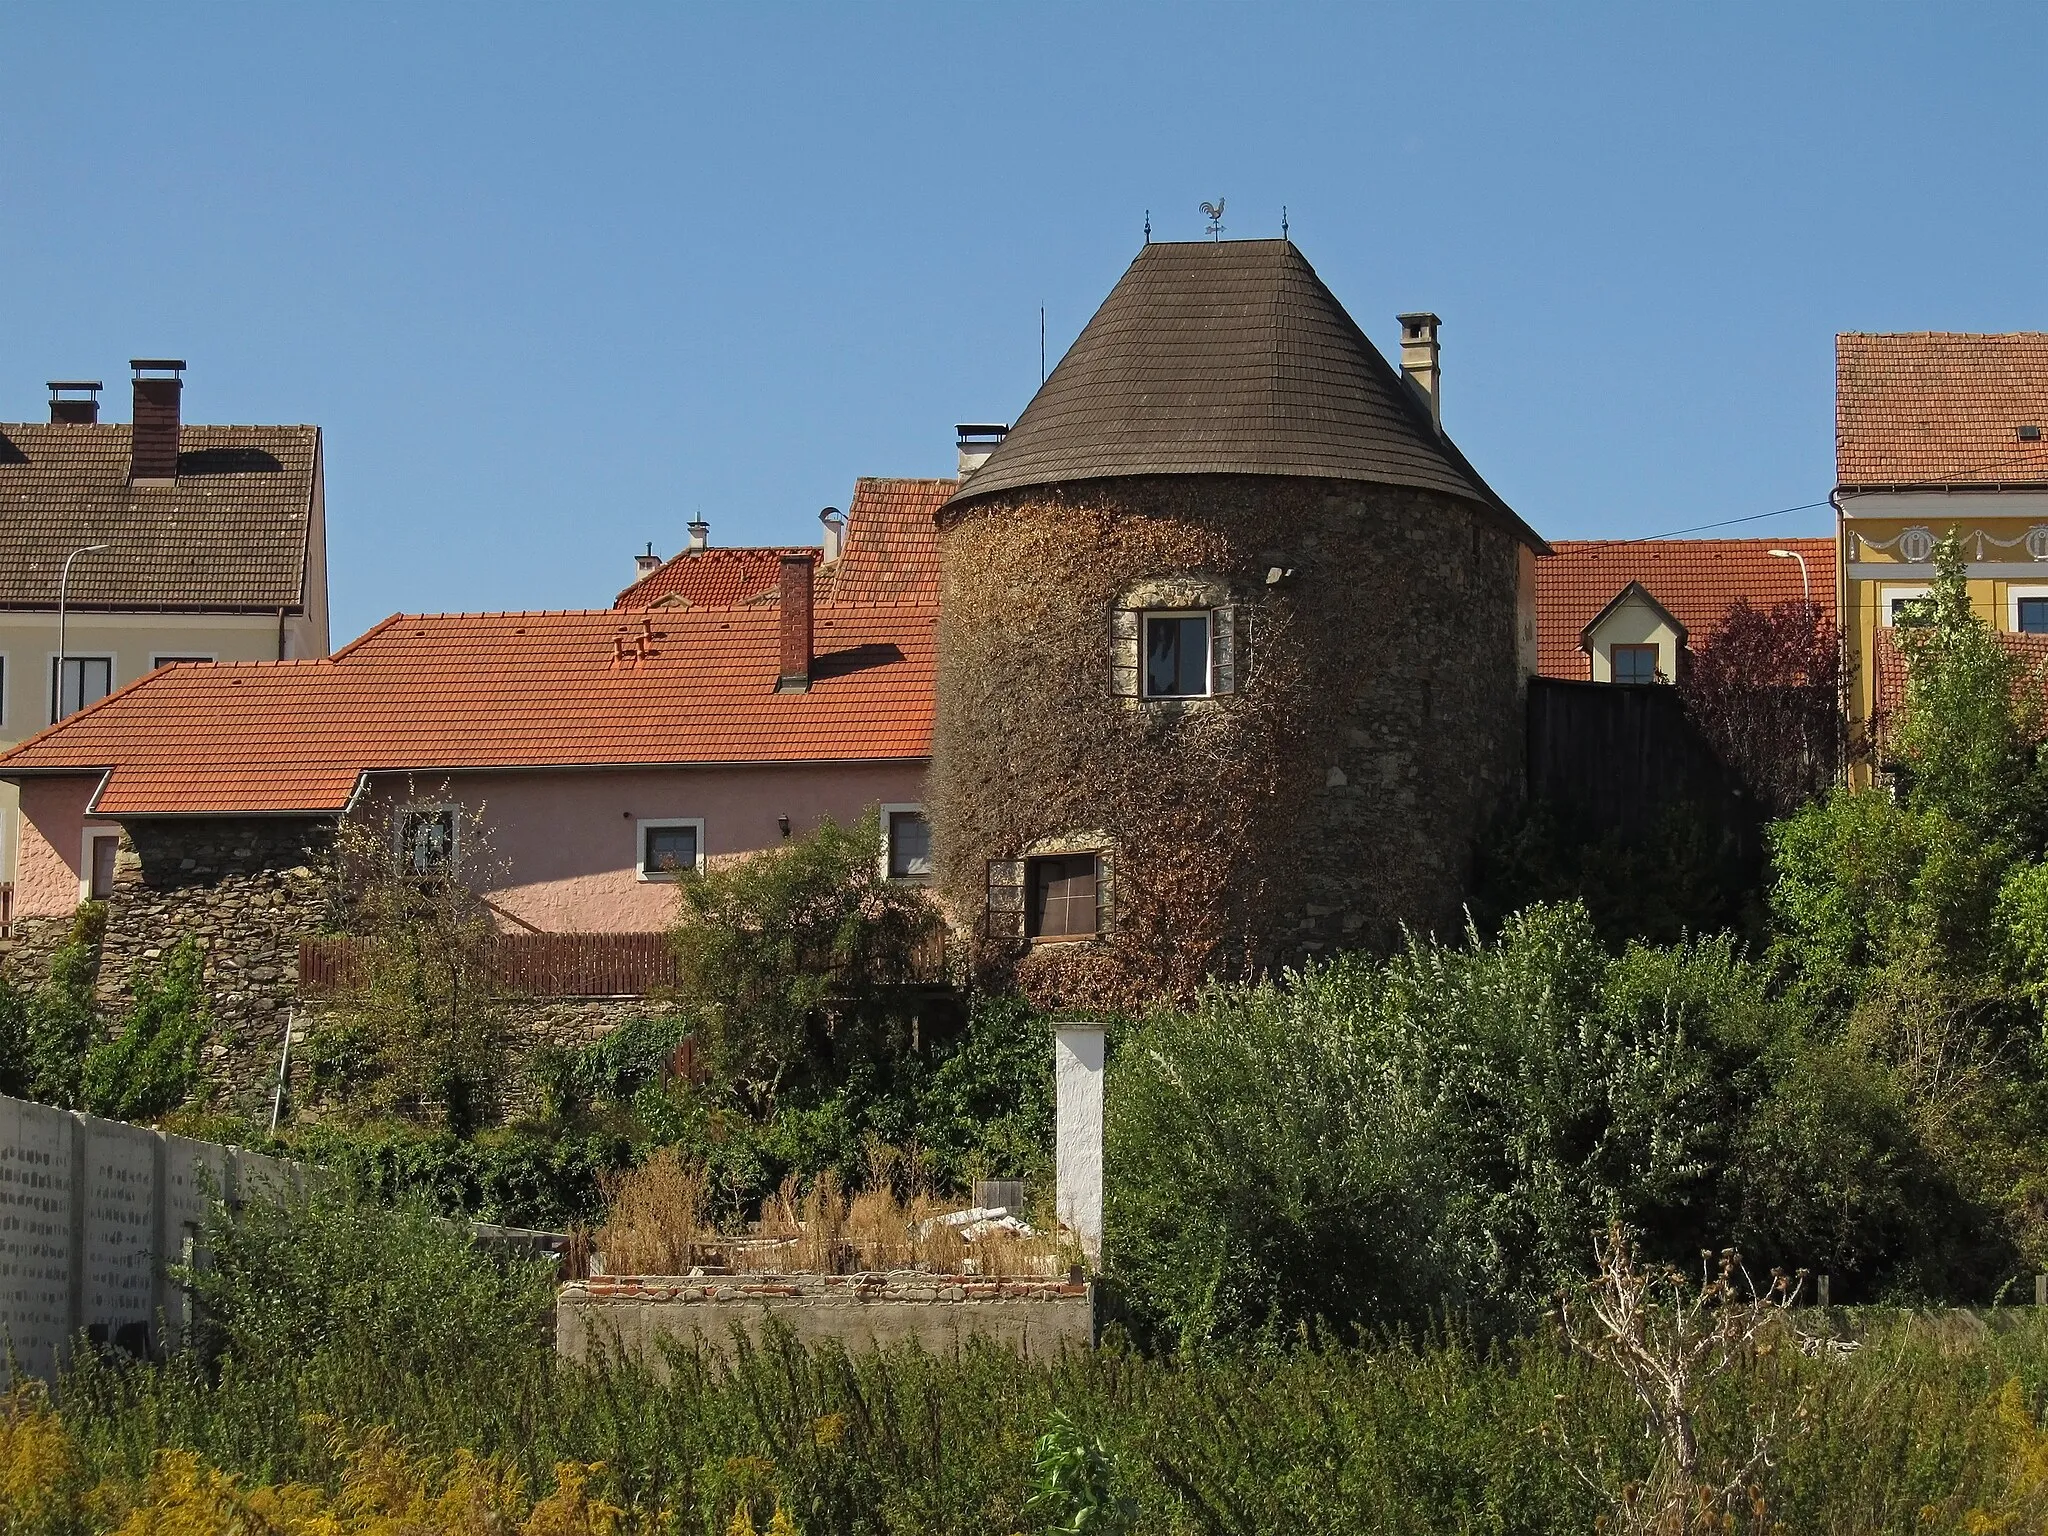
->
[0, 423, 319, 609]
[949, 239, 1544, 549]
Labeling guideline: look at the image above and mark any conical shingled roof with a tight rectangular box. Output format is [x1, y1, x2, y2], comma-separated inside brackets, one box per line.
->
[948, 239, 1543, 549]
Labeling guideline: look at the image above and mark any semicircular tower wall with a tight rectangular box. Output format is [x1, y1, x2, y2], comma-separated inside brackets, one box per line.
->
[931, 472, 1530, 1011]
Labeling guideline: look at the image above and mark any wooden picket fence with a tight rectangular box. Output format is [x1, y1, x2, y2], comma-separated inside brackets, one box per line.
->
[298, 932, 679, 999]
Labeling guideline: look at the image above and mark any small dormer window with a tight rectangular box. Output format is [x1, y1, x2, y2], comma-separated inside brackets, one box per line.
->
[1144, 612, 1211, 697]
[1611, 644, 1659, 685]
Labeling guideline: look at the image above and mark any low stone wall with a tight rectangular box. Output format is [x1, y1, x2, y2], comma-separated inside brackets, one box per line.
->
[557, 1271, 1094, 1368]
[97, 819, 334, 1113]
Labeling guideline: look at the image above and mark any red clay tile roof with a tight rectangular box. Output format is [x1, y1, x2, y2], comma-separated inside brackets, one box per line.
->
[614, 547, 813, 609]
[1536, 537, 1836, 680]
[826, 478, 947, 604]
[0, 604, 936, 814]
[1870, 626, 2048, 732]
[1837, 333, 2048, 488]
[0, 423, 319, 609]
[615, 478, 949, 611]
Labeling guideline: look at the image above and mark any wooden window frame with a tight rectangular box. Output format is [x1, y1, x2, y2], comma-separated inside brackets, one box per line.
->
[1140, 610, 1212, 699]
[80, 827, 121, 902]
[1024, 852, 1104, 942]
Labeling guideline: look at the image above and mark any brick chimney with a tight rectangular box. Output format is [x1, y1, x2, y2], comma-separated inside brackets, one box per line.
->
[633, 543, 662, 580]
[686, 518, 709, 552]
[129, 360, 186, 481]
[1396, 314, 1441, 430]
[777, 553, 813, 693]
[47, 382, 102, 425]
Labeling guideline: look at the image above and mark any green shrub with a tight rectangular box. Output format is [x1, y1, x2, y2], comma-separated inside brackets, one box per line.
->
[79, 937, 208, 1122]
[24, 901, 106, 1108]
[672, 810, 938, 1114]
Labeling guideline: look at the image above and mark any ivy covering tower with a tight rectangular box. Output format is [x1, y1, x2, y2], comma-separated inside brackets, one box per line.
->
[931, 239, 1548, 1008]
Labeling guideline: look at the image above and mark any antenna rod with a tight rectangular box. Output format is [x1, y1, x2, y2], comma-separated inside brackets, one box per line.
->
[1040, 307, 1046, 384]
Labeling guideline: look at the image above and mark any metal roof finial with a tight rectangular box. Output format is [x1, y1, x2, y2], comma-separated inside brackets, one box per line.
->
[1201, 199, 1225, 240]
[1143, 209, 1151, 244]
[1282, 206, 1289, 242]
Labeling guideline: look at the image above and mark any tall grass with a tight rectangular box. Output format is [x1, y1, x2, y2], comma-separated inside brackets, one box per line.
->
[25, 1186, 2048, 1533]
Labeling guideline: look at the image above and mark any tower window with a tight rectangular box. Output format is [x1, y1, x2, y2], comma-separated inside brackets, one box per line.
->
[1143, 612, 1211, 697]
[1610, 644, 1659, 684]
[1026, 854, 1101, 940]
[882, 805, 933, 881]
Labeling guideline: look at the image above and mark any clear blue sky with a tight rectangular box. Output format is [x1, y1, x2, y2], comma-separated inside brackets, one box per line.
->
[3, 5, 2040, 644]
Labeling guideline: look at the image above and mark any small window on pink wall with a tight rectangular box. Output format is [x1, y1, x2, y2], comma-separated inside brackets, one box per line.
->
[89, 835, 119, 899]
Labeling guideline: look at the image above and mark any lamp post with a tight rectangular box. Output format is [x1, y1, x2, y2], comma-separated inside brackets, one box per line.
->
[1769, 547, 1811, 607]
[56, 543, 110, 721]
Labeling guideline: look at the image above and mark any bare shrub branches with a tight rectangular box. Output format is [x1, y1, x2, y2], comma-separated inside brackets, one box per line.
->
[1557, 1224, 1804, 1535]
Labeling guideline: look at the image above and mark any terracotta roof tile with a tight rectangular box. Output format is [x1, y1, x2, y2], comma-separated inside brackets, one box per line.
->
[1870, 626, 2048, 729]
[0, 422, 318, 608]
[615, 477, 949, 611]
[1535, 537, 1835, 679]
[0, 604, 935, 814]
[1837, 333, 2048, 488]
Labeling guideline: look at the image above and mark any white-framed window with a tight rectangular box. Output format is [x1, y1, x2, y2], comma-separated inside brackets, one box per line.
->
[1880, 585, 1933, 628]
[1611, 643, 1660, 684]
[637, 817, 705, 880]
[1142, 611, 1212, 698]
[80, 828, 121, 901]
[395, 804, 459, 875]
[49, 653, 114, 722]
[879, 804, 933, 882]
[151, 652, 217, 669]
[2010, 586, 2048, 635]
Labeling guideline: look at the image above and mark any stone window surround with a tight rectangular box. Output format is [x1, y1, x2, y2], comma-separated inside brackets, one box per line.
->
[1880, 585, 1932, 627]
[878, 802, 932, 884]
[636, 817, 706, 881]
[150, 651, 219, 668]
[1110, 575, 1236, 706]
[984, 830, 1115, 946]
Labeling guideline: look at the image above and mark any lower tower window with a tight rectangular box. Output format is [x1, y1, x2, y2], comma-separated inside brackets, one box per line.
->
[1027, 853, 1101, 940]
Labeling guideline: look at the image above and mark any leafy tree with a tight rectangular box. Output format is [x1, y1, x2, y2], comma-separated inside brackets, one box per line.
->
[22, 900, 107, 1108]
[79, 937, 208, 1122]
[672, 810, 939, 1114]
[307, 801, 510, 1133]
[1681, 595, 1846, 818]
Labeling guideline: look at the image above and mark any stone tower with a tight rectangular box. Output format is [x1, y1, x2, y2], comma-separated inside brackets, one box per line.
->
[931, 240, 1546, 1009]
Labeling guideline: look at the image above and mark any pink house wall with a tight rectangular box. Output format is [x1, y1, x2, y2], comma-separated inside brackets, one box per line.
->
[13, 778, 117, 918]
[359, 761, 928, 932]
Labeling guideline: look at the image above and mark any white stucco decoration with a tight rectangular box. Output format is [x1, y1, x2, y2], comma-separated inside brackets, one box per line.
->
[1054, 1021, 1105, 1268]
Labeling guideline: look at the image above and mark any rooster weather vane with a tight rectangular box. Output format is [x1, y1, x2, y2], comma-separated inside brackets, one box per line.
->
[1201, 199, 1225, 240]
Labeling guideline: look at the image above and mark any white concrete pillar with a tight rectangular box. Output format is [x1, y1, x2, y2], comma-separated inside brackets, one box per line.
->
[1054, 1021, 1105, 1268]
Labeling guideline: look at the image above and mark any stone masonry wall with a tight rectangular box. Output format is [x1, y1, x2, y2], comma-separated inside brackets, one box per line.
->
[98, 818, 335, 1114]
[933, 474, 1529, 1010]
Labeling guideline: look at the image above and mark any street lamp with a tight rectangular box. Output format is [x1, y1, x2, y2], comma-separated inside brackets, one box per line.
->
[56, 543, 111, 721]
[1769, 547, 1811, 606]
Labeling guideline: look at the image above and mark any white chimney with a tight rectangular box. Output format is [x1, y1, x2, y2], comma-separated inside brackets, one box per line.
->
[819, 506, 845, 563]
[633, 543, 661, 580]
[1397, 312, 1442, 430]
[955, 423, 1008, 477]
[686, 518, 709, 552]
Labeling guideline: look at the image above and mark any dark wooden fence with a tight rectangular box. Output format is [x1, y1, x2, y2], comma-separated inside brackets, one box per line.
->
[1526, 676, 1761, 856]
[299, 932, 679, 999]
